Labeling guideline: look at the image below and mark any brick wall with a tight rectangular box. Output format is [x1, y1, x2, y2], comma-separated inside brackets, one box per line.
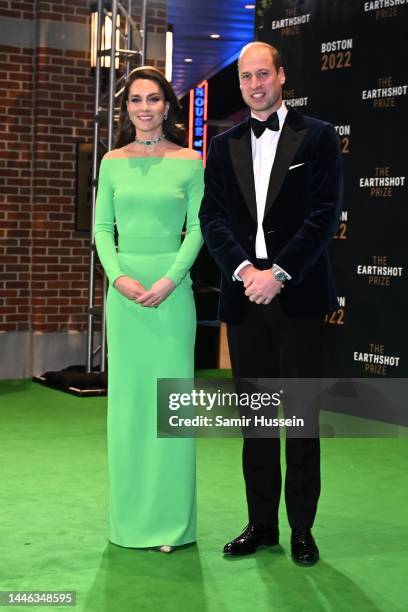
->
[0, 0, 167, 341]
[31, 44, 94, 333]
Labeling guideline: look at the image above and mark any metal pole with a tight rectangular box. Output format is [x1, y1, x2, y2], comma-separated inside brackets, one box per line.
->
[126, 0, 132, 78]
[141, 0, 148, 64]
[117, 0, 138, 28]
[86, 0, 104, 374]
[86, 0, 144, 377]
[98, 0, 119, 373]
[108, 0, 118, 150]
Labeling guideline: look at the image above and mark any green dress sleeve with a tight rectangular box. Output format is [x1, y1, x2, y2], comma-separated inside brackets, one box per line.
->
[94, 159, 124, 286]
[165, 161, 204, 286]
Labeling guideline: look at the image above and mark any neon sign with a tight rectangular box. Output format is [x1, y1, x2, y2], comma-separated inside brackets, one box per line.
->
[188, 80, 208, 165]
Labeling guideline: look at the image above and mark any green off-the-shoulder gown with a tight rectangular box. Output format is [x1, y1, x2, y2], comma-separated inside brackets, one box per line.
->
[94, 156, 204, 548]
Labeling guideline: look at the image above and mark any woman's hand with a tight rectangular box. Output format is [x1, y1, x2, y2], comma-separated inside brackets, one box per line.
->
[113, 275, 147, 300]
[136, 277, 176, 307]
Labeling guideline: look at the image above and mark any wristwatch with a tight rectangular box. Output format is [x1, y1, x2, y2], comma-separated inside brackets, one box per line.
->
[271, 264, 289, 283]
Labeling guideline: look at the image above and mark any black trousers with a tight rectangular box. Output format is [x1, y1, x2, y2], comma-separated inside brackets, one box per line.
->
[227, 292, 323, 530]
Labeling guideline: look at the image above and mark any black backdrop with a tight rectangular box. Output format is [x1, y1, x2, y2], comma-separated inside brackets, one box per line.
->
[256, 0, 408, 377]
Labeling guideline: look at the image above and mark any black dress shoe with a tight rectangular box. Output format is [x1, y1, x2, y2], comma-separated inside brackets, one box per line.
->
[223, 523, 279, 556]
[291, 528, 319, 565]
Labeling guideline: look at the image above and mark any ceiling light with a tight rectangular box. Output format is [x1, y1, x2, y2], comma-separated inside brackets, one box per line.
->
[184, 58, 193, 63]
[244, 4, 256, 8]
[210, 34, 220, 39]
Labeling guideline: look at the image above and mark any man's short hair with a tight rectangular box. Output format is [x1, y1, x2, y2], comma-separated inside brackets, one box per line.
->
[238, 42, 283, 72]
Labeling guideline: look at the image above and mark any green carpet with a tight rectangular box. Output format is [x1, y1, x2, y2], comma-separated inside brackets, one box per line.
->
[0, 379, 407, 611]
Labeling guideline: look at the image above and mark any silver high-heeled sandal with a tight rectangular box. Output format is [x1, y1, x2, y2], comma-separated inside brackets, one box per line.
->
[158, 545, 174, 553]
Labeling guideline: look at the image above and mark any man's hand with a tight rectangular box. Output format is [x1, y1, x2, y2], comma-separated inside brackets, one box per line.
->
[239, 264, 257, 286]
[114, 275, 147, 300]
[241, 267, 284, 305]
[136, 277, 176, 307]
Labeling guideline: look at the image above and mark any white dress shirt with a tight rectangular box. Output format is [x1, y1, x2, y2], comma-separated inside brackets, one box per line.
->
[234, 102, 291, 280]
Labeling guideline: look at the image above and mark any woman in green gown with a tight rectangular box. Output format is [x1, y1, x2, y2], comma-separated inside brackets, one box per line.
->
[94, 67, 203, 551]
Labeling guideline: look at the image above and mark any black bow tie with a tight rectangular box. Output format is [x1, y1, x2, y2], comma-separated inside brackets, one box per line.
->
[250, 113, 279, 138]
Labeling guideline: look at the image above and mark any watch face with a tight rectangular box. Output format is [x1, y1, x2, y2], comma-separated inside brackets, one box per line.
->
[275, 271, 286, 282]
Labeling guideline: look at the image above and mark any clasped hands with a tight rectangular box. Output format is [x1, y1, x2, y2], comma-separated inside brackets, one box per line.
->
[239, 264, 283, 305]
[113, 275, 175, 307]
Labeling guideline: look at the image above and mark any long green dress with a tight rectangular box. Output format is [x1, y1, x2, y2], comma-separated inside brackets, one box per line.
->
[94, 156, 204, 548]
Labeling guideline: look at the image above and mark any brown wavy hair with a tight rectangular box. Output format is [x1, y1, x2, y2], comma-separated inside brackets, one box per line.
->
[115, 66, 186, 147]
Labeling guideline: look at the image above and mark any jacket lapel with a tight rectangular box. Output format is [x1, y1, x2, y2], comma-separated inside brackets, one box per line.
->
[228, 120, 257, 222]
[227, 111, 309, 221]
[264, 109, 308, 217]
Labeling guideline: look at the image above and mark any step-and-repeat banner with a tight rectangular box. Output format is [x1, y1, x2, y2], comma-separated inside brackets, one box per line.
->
[256, 0, 407, 377]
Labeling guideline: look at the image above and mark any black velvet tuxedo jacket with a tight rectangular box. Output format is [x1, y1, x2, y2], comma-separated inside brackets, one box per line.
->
[199, 109, 343, 323]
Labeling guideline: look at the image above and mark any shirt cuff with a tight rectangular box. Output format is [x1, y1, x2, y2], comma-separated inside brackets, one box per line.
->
[233, 260, 252, 281]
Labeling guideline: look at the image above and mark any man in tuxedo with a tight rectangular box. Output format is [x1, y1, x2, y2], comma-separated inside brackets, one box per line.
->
[199, 42, 343, 565]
